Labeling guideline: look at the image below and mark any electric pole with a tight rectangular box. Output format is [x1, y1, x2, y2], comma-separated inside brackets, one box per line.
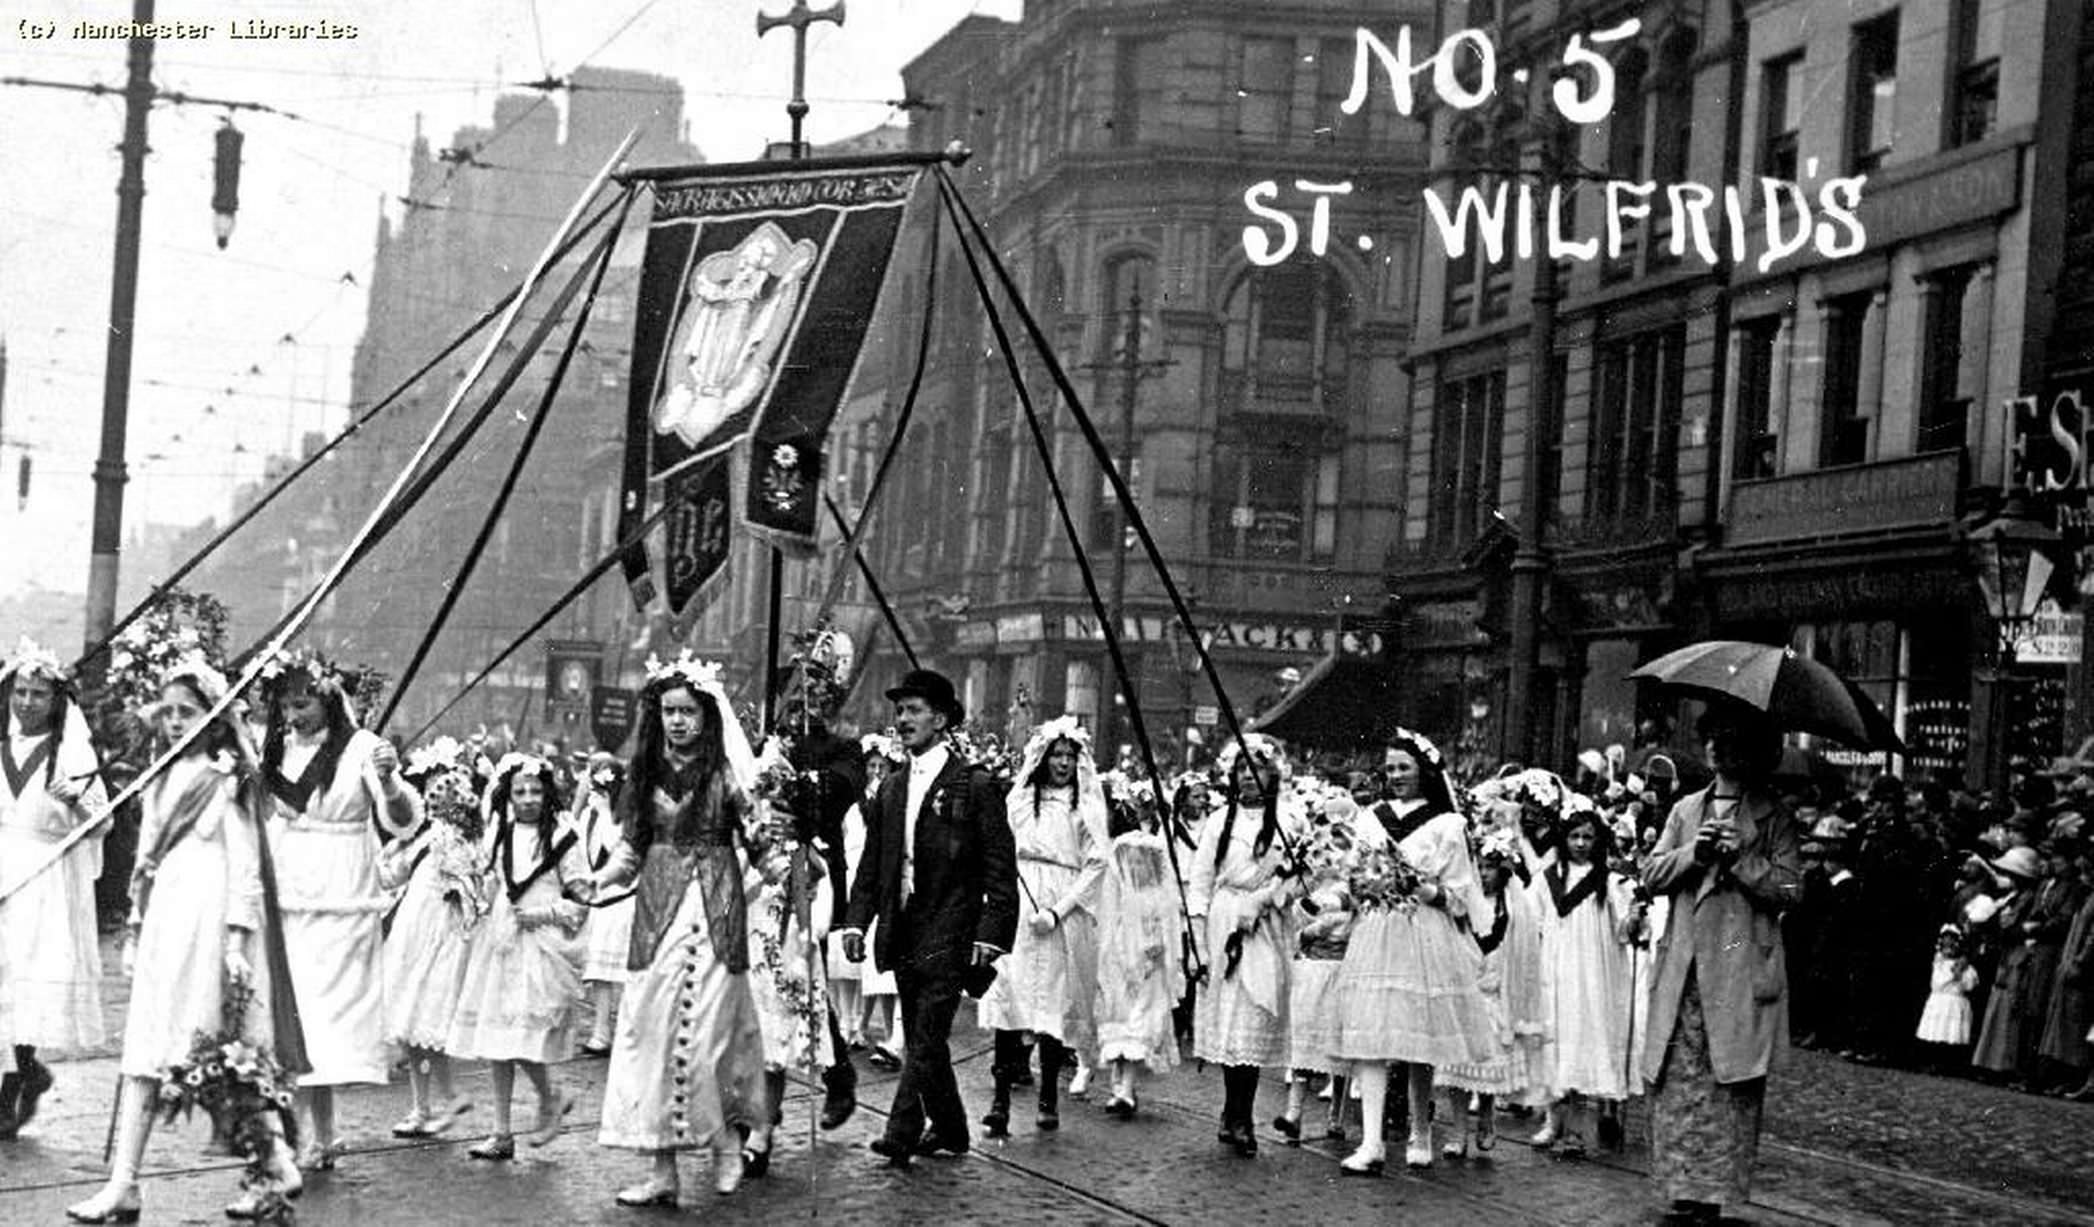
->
[4, 0, 291, 672]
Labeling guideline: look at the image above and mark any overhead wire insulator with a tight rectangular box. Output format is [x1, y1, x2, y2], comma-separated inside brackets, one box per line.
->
[212, 119, 245, 249]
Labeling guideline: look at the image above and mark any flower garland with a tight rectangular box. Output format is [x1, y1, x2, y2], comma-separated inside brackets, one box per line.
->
[157, 978, 299, 1224]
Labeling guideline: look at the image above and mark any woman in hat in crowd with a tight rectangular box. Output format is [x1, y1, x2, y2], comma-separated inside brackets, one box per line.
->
[67, 656, 306, 1224]
[591, 652, 770, 1207]
[1188, 734, 1297, 1157]
[1641, 702, 1803, 1227]
[0, 638, 109, 1138]
[1330, 727, 1494, 1174]
[255, 648, 421, 1170]
[2044, 840, 2094, 1096]
[1971, 843, 2064, 1087]
[977, 716, 1110, 1138]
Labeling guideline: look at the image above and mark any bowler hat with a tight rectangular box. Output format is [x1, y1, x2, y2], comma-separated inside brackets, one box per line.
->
[886, 668, 965, 727]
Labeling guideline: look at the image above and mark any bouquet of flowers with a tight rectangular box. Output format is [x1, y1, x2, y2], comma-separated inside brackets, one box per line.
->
[1347, 840, 1424, 913]
[157, 978, 298, 1224]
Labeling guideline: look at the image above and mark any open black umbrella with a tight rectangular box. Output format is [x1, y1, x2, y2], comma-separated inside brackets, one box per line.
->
[1629, 640, 1904, 753]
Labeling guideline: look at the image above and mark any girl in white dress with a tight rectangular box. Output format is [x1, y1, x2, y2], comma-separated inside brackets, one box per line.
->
[835, 734, 905, 1064]
[66, 658, 304, 1224]
[1189, 735, 1297, 1157]
[592, 655, 772, 1208]
[977, 716, 1111, 1136]
[449, 753, 586, 1159]
[1916, 924, 1980, 1055]
[0, 639, 109, 1135]
[575, 754, 633, 1055]
[1274, 787, 1360, 1146]
[1094, 779, 1186, 1117]
[1530, 804, 1637, 1156]
[1438, 826, 1547, 1158]
[1331, 729, 1495, 1174]
[256, 650, 420, 1168]
[379, 744, 486, 1139]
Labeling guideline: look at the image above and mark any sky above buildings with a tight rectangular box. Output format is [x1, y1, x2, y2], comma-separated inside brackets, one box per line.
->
[0, 0, 1022, 599]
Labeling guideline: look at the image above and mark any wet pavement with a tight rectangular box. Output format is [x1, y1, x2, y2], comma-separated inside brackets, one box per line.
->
[4, 942, 2091, 1225]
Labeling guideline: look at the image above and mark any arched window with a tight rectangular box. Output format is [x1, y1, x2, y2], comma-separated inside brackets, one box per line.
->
[1219, 260, 1353, 414]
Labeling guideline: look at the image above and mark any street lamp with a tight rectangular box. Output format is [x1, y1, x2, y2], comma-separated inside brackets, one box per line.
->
[1966, 491, 2061, 795]
[1969, 492, 2061, 658]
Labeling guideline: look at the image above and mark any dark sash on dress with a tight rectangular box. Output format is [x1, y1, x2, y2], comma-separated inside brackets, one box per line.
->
[1546, 862, 1608, 918]
[1, 734, 53, 797]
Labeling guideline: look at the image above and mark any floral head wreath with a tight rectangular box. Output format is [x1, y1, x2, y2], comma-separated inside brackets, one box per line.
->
[1215, 732, 1290, 785]
[405, 735, 467, 780]
[1024, 714, 1092, 761]
[1387, 727, 1447, 772]
[643, 649, 722, 694]
[1477, 825, 1521, 865]
[2, 636, 71, 687]
[257, 645, 387, 719]
[162, 653, 234, 707]
[486, 751, 560, 809]
[860, 731, 905, 764]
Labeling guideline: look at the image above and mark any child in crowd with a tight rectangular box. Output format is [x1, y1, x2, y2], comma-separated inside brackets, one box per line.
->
[1531, 804, 1634, 1157]
[379, 747, 487, 1138]
[1916, 924, 1979, 1071]
[574, 754, 632, 1056]
[447, 755, 585, 1160]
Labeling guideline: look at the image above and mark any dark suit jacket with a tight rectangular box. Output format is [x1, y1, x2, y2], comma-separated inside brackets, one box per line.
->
[843, 748, 1017, 981]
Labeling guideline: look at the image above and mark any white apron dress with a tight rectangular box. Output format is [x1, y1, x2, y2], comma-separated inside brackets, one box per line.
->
[121, 755, 279, 1077]
[267, 728, 402, 1086]
[0, 716, 108, 1052]
[378, 821, 483, 1050]
[977, 782, 1110, 1051]
[1332, 805, 1496, 1069]
[1188, 803, 1293, 1067]
[578, 790, 635, 985]
[1531, 862, 1636, 1100]
[446, 822, 585, 1063]
[1094, 831, 1186, 1071]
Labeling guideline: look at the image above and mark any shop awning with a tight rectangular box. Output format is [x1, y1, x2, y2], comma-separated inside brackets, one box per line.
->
[1246, 652, 1401, 751]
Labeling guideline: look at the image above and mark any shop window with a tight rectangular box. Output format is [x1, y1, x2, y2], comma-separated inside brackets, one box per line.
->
[1210, 447, 1313, 561]
[1428, 370, 1505, 549]
[1947, 0, 1999, 148]
[1220, 260, 1353, 416]
[1848, 12, 1899, 174]
[1237, 36, 1293, 143]
[1759, 53, 1802, 182]
[1819, 292, 1872, 468]
[1733, 319, 1780, 481]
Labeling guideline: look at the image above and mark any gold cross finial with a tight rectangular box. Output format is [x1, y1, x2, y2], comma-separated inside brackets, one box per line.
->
[757, 0, 846, 153]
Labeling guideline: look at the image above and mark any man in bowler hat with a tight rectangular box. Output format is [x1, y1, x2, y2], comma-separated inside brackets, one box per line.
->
[839, 668, 1017, 1165]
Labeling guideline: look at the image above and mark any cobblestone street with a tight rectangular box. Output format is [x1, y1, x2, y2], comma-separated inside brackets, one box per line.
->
[4, 960, 2090, 1227]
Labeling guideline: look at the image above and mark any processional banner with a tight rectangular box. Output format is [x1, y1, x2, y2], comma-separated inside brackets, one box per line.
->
[620, 161, 926, 615]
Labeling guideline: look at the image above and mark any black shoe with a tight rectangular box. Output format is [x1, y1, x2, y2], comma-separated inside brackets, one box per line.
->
[14, 1061, 53, 1131]
[1272, 1114, 1301, 1144]
[983, 1082, 1012, 1139]
[867, 1136, 913, 1169]
[914, 1129, 970, 1157]
[820, 1087, 857, 1131]
[867, 1046, 902, 1072]
[741, 1142, 772, 1179]
[1229, 1122, 1258, 1157]
[1036, 1106, 1059, 1132]
[1596, 1113, 1624, 1151]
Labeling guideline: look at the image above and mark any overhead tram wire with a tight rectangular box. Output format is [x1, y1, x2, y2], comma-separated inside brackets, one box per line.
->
[933, 171, 1205, 980]
[404, 490, 684, 747]
[936, 166, 1260, 763]
[78, 193, 627, 674]
[375, 191, 634, 730]
[228, 194, 632, 671]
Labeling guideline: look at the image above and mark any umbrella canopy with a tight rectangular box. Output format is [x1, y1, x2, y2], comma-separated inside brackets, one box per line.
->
[1628, 640, 1905, 753]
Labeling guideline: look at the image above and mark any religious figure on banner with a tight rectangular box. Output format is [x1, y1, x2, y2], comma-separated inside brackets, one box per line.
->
[655, 222, 819, 448]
